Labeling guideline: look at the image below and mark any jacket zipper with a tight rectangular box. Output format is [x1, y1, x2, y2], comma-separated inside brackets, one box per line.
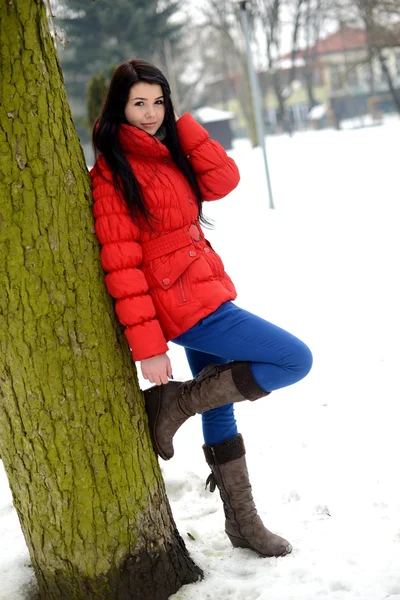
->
[178, 276, 187, 303]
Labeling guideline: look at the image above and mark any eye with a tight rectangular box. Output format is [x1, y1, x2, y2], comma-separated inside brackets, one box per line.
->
[155, 100, 164, 105]
[134, 101, 144, 106]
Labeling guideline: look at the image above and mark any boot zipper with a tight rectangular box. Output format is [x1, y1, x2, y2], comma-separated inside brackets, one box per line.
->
[211, 447, 243, 538]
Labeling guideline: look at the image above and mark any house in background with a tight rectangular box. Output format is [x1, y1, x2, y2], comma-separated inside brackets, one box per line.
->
[203, 26, 400, 134]
[280, 26, 400, 126]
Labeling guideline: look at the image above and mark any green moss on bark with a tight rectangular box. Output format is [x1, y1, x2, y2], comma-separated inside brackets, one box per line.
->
[0, 1, 202, 598]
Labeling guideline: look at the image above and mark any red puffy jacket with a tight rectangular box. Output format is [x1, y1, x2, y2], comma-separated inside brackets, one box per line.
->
[90, 113, 240, 361]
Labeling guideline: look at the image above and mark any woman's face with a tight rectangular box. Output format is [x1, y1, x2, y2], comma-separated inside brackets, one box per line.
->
[124, 82, 165, 136]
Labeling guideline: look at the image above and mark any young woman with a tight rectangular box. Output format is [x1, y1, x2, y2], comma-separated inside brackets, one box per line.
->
[91, 59, 312, 559]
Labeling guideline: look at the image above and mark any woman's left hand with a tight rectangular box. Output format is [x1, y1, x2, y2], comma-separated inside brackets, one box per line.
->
[141, 353, 172, 386]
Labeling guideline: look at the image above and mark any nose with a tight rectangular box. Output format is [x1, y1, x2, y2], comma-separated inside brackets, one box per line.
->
[145, 105, 156, 119]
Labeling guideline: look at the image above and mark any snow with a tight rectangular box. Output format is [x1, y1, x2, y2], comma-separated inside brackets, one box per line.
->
[195, 106, 235, 123]
[1, 116, 400, 600]
[308, 103, 326, 120]
[278, 56, 307, 70]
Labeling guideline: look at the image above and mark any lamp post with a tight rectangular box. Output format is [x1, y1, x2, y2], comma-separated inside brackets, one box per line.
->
[233, 0, 275, 209]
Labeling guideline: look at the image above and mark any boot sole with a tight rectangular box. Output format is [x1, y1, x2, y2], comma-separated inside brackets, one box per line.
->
[226, 532, 292, 558]
[144, 387, 171, 461]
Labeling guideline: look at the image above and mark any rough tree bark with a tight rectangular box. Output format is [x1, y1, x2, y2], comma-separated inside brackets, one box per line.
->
[0, 1, 203, 599]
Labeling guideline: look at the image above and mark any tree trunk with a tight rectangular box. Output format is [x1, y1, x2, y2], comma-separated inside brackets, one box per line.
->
[236, 61, 258, 147]
[264, 1, 290, 134]
[272, 71, 289, 133]
[379, 51, 400, 114]
[288, 0, 305, 88]
[305, 71, 318, 111]
[0, 2, 202, 599]
[304, 0, 318, 111]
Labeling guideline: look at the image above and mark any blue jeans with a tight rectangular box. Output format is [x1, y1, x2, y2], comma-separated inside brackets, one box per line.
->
[172, 302, 313, 446]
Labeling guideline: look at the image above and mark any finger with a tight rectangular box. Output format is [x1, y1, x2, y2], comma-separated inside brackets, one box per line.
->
[161, 373, 169, 384]
[167, 363, 172, 378]
[154, 375, 162, 386]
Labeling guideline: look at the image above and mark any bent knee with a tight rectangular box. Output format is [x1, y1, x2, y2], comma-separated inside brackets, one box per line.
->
[292, 340, 313, 381]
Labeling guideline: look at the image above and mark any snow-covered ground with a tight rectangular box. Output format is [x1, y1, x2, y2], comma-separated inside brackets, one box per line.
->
[1, 116, 400, 600]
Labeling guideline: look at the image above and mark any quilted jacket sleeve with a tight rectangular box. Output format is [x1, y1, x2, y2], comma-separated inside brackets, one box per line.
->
[90, 165, 169, 362]
[176, 113, 240, 201]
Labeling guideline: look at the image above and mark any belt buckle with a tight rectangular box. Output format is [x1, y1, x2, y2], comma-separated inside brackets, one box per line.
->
[189, 222, 201, 242]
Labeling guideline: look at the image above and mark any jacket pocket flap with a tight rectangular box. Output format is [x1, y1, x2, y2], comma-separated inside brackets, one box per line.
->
[151, 246, 200, 289]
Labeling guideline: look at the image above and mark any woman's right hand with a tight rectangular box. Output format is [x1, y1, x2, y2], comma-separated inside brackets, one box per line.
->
[141, 354, 172, 386]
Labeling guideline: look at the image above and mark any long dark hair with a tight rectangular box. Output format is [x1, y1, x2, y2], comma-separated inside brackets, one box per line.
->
[92, 59, 207, 228]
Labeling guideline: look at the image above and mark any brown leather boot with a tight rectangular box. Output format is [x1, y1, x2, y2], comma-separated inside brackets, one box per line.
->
[203, 434, 292, 558]
[144, 362, 268, 460]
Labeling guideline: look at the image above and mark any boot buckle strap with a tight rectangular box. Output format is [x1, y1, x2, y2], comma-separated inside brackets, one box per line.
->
[205, 472, 217, 493]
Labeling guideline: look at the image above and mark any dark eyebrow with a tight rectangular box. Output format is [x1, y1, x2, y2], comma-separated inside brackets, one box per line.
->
[132, 96, 164, 101]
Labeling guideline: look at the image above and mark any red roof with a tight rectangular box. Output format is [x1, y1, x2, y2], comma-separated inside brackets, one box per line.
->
[280, 26, 368, 61]
[280, 25, 399, 62]
[314, 26, 367, 54]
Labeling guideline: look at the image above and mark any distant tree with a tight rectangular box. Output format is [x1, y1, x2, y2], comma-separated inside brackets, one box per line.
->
[255, 0, 307, 134]
[354, 0, 400, 113]
[199, 0, 258, 145]
[301, 0, 331, 110]
[331, 0, 400, 113]
[54, 0, 184, 141]
[57, 0, 183, 77]
[87, 72, 108, 128]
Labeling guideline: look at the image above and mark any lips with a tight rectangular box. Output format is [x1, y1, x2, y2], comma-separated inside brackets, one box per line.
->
[142, 123, 157, 127]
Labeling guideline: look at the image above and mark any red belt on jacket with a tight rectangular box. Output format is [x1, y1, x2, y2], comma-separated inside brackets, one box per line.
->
[141, 222, 202, 262]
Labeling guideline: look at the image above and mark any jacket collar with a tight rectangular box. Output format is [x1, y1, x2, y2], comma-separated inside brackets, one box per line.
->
[119, 123, 170, 160]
